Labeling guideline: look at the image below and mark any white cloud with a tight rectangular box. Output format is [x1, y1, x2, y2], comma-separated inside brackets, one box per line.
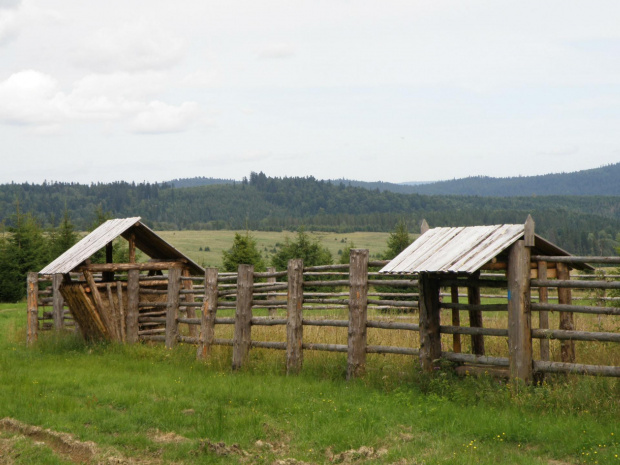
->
[0, 0, 20, 45]
[0, 69, 200, 134]
[75, 20, 185, 73]
[255, 43, 296, 59]
[130, 101, 200, 134]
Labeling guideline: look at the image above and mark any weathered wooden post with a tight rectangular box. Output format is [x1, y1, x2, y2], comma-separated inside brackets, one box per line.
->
[165, 266, 182, 349]
[467, 274, 485, 355]
[267, 266, 277, 317]
[418, 272, 441, 371]
[557, 262, 575, 363]
[232, 264, 254, 370]
[507, 239, 533, 383]
[286, 259, 304, 375]
[126, 269, 140, 344]
[27, 272, 39, 346]
[450, 285, 461, 353]
[537, 261, 550, 361]
[182, 268, 198, 338]
[347, 249, 369, 380]
[52, 273, 65, 330]
[197, 268, 218, 360]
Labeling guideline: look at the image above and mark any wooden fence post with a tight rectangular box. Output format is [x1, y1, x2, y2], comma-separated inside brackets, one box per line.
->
[52, 273, 65, 330]
[182, 268, 198, 338]
[347, 249, 368, 380]
[27, 272, 39, 346]
[507, 240, 533, 383]
[267, 266, 277, 317]
[165, 266, 182, 349]
[197, 268, 218, 359]
[537, 261, 550, 362]
[232, 264, 254, 370]
[468, 272, 485, 355]
[286, 259, 304, 375]
[126, 269, 140, 344]
[418, 272, 441, 371]
[450, 285, 461, 353]
[557, 262, 575, 363]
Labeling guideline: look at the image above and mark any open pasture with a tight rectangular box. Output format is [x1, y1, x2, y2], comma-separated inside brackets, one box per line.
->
[156, 230, 392, 268]
[3, 302, 620, 464]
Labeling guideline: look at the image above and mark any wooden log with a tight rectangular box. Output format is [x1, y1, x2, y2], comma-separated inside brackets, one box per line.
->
[83, 270, 118, 341]
[557, 262, 575, 363]
[367, 345, 419, 356]
[531, 279, 620, 290]
[126, 269, 140, 344]
[442, 352, 509, 367]
[450, 285, 461, 353]
[347, 249, 369, 380]
[438, 278, 507, 289]
[232, 264, 253, 370]
[524, 214, 535, 247]
[418, 272, 441, 371]
[440, 302, 507, 312]
[302, 280, 350, 287]
[507, 240, 532, 383]
[27, 272, 39, 346]
[197, 268, 218, 360]
[251, 317, 287, 326]
[532, 328, 620, 343]
[182, 268, 197, 338]
[79, 262, 184, 272]
[286, 259, 304, 375]
[302, 343, 348, 353]
[302, 319, 348, 327]
[366, 321, 419, 331]
[251, 341, 287, 350]
[128, 232, 136, 263]
[266, 267, 277, 317]
[52, 274, 65, 330]
[304, 264, 350, 271]
[106, 283, 121, 340]
[531, 303, 620, 316]
[165, 266, 182, 349]
[468, 272, 485, 356]
[367, 279, 419, 287]
[116, 281, 126, 342]
[533, 361, 620, 377]
[532, 255, 620, 264]
[537, 261, 550, 362]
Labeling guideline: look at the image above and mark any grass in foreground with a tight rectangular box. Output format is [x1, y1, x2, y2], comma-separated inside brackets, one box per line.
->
[1, 303, 619, 464]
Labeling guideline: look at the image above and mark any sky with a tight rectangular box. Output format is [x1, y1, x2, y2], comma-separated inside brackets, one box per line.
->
[1, 0, 619, 185]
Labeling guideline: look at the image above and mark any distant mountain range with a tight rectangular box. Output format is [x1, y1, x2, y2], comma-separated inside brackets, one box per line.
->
[167, 163, 620, 197]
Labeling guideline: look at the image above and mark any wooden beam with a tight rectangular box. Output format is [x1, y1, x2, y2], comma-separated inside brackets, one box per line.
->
[418, 272, 441, 371]
[450, 285, 461, 353]
[197, 268, 218, 360]
[507, 240, 533, 383]
[557, 262, 575, 363]
[52, 274, 65, 330]
[79, 262, 184, 272]
[126, 269, 139, 344]
[468, 272, 485, 356]
[27, 272, 39, 346]
[182, 268, 197, 338]
[232, 264, 253, 370]
[165, 266, 182, 349]
[347, 249, 368, 380]
[524, 214, 535, 247]
[286, 259, 304, 375]
[420, 219, 430, 234]
[537, 261, 550, 362]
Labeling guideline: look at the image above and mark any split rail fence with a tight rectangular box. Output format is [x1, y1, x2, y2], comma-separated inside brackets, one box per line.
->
[28, 250, 620, 382]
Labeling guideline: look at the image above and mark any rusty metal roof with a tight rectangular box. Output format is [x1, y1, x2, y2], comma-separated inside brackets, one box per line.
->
[380, 224, 592, 274]
[40, 217, 204, 275]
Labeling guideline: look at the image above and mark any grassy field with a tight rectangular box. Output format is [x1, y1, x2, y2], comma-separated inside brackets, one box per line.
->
[156, 230, 394, 268]
[1, 303, 620, 464]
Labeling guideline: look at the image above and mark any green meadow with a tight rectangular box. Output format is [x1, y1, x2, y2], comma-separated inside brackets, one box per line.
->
[1, 303, 619, 464]
[156, 230, 394, 268]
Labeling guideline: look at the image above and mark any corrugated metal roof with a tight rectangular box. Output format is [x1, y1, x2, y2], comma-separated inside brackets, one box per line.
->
[40, 217, 204, 275]
[380, 224, 525, 274]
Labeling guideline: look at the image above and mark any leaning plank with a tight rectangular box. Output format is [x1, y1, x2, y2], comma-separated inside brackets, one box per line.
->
[59, 283, 109, 341]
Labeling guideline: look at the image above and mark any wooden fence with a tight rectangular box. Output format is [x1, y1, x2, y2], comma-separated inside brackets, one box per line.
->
[28, 251, 620, 382]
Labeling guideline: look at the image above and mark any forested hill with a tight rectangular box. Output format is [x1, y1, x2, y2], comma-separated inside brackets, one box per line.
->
[1, 172, 620, 255]
[394, 163, 620, 196]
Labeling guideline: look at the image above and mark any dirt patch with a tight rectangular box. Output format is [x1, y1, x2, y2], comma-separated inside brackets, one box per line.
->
[196, 439, 250, 457]
[326, 446, 389, 464]
[148, 429, 189, 444]
[0, 417, 97, 463]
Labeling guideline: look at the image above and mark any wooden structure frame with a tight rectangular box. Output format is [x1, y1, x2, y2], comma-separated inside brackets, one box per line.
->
[35, 217, 203, 342]
[380, 216, 593, 383]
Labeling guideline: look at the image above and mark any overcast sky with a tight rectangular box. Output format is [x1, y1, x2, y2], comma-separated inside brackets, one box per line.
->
[1, 1, 619, 184]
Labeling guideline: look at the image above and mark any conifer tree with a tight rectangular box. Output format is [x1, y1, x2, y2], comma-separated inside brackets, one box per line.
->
[222, 232, 266, 272]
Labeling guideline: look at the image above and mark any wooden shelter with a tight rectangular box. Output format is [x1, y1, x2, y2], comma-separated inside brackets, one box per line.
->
[39, 217, 203, 342]
[380, 216, 593, 382]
